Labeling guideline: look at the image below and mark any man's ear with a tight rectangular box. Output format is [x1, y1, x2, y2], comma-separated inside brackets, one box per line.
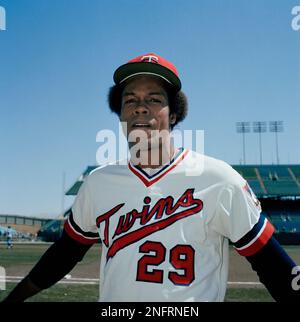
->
[170, 113, 176, 125]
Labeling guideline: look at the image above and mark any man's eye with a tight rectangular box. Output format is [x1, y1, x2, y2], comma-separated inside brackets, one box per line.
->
[124, 99, 136, 105]
[149, 98, 161, 103]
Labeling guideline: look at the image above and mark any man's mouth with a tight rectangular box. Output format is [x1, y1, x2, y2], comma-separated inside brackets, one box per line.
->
[132, 123, 151, 128]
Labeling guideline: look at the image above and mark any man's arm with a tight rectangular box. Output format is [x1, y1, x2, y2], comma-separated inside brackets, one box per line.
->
[245, 236, 300, 301]
[230, 212, 299, 301]
[2, 231, 92, 302]
[2, 276, 42, 303]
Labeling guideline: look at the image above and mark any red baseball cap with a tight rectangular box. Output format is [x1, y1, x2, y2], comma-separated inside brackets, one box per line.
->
[113, 53, 181, 91]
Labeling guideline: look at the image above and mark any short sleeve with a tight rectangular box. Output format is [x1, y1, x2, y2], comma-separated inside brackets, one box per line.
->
[210, 168, 274, 256]
[64, 177, 100, 245]
[211, 165, 261, 242]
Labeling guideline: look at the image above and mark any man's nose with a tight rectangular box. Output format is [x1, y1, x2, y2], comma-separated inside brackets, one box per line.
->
[133, 103, 149, 115]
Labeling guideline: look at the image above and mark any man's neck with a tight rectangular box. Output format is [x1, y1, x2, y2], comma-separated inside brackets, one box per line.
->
[130, 145, 178, 169]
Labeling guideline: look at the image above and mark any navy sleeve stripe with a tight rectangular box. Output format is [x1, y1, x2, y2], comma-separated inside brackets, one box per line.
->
[63, 211, 100, 245]
[68, 210, 100, 239]
[233, 215, 275, 257]
[233, 215, 266, 248]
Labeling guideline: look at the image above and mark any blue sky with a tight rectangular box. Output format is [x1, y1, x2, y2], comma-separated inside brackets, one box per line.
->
[0, 0, 299, 218]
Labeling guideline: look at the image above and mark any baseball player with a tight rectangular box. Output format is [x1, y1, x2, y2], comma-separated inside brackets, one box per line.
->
[3, 53, 299, 302]
[6, 226, 13, 249]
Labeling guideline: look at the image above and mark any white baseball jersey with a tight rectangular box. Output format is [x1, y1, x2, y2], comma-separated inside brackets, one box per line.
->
[64, 148, 274, 302]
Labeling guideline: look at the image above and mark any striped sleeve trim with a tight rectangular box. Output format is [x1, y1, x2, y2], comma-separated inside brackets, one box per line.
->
[64, 211, 100, 245]
[233, 215, 275, 257]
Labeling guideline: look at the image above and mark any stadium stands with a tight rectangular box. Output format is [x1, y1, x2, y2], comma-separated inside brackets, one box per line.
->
[233, 165, 300, 197]
[234, 165, 257, 179]
[65, 166, 98, 196]
[37, 219, 64, 242]
[247, 179, 265, 196]
[0, 214, 50, 236]
[289, 165, 300, 181]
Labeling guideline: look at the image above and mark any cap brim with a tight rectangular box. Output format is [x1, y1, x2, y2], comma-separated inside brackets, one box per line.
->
[113, 62, 181, 91]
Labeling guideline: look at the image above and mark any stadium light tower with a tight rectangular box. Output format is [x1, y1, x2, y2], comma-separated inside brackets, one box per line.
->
[253, 121, 267, 165]
[269, 121, 284, 165]
[236, 122, 250, 165]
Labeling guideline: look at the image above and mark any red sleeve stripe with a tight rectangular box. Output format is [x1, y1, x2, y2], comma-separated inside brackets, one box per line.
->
[64, 218, 100, 245]
[234, 219, 275, 257]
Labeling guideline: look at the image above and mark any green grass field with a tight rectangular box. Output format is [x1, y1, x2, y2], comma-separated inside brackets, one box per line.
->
[1, 243, 299, 302]
[0, 282, 273, 302]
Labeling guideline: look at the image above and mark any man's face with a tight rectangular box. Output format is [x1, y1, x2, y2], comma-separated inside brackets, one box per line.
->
[120, 75, 176, 144]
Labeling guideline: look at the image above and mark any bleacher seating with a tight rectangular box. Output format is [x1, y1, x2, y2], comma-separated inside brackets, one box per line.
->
[289, 165, 300, 181]
[66, 181, 83, 196]
[264, 207, 300, 234]
[258, 166, 275, 180]
[269, 166, 291, 179]
[263, 180, 300, 196]
[37, 219, 64, 242]
[247, 179, 264, 196]
[258, 165, 291, 180]
[231, 165, 300, 197]
[233, 166, 257, 179]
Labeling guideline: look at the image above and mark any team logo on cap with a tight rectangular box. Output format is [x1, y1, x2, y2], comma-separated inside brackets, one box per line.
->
[141, 55, 159, 63]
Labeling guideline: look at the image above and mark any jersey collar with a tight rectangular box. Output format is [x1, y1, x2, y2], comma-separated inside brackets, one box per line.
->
[128, 148, 189, 187]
